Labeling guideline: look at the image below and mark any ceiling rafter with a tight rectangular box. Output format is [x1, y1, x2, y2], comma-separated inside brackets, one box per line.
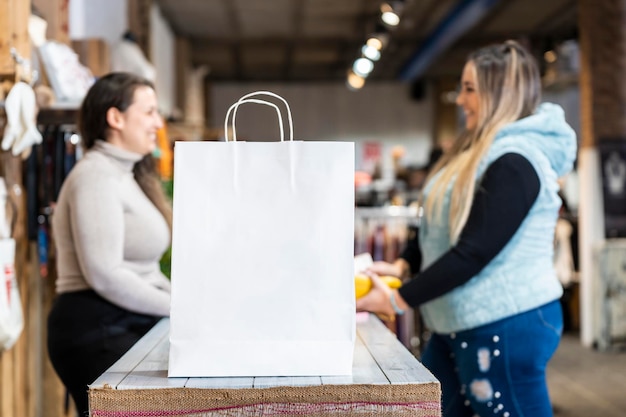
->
[157, 0, 579, 82]
[283, 0, 305, 79]
[223, 0, 243, 79]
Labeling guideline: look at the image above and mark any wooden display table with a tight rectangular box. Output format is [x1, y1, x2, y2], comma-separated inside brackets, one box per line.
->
[89, 315, 441, 417]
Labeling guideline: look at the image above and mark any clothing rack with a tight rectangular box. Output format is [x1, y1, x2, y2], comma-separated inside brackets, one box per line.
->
[354, 205, 420, 262]
[29, 112, 79, 281]
[354, 205, 424, 357]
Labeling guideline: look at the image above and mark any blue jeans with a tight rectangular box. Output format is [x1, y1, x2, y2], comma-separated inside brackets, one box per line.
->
[422, 300, 562, 417]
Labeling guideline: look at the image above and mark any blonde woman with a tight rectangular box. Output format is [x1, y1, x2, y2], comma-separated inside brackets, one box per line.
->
[357, 41, 576, 417]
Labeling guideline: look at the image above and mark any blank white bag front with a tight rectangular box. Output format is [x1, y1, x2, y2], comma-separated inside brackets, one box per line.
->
[169, 140, 355, 377]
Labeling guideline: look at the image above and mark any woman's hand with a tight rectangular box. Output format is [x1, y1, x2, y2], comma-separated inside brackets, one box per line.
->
[356, 273, 395, 320]
[367, 260, 404, 278]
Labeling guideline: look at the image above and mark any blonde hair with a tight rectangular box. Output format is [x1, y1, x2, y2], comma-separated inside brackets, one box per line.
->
[424, 40, 541, 241]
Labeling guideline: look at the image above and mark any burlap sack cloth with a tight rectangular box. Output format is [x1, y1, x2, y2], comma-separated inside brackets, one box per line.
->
[89, 383, 441, 416]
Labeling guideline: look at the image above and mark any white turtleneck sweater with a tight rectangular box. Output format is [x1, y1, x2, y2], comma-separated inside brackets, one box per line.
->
[52, 140, 171, 317]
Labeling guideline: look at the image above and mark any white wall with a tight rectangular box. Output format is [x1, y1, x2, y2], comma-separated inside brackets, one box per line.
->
[69, 0, 127, 42]
[69, 0, 176, 116]
[211, 82, 434, 181]
[150, 4, 176, 117]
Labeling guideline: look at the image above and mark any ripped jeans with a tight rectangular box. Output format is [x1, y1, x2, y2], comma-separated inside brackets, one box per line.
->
[422, 300, 562, 417]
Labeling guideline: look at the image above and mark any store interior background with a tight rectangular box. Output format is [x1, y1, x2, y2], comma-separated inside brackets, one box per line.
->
[2, 0, 625, 416]
[67, 0, 581, 176]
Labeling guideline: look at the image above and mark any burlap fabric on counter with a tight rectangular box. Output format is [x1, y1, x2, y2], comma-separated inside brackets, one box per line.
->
[89, 383, 441, 417]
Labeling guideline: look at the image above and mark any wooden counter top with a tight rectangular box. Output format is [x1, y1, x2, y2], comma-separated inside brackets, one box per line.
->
[89, 314, 441, 416]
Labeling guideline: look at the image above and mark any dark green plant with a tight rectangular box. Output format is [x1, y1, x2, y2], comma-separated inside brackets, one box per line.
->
[160, 179, 174, 279]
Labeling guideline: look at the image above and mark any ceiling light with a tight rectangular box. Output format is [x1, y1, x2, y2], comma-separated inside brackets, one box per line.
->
[380, 1, 404, 27]
[366, 37, 384, 51]
[353, 58, 374, 77]
[381, 11, 400, 27]
[347, 71, 365, 91]
[380, 3, 394, 14]
[362, 45, 381, 61]
[366, 22, 390, 50]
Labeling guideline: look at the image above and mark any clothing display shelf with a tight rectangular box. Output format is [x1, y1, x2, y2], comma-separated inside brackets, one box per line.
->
[355, 205, 421, 263]
[28, 107, 80, 282]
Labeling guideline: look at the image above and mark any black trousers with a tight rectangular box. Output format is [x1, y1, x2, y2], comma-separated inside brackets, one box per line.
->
[47, 290, 160, 416]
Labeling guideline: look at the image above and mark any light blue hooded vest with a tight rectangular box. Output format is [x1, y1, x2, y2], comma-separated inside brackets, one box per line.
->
[419, 103, 577, 334]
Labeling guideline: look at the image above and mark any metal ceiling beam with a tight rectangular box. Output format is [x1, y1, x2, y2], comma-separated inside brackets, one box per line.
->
[398, 0, 502, 81]
[223, 0, 243, 79]
[283, 0, 305, 80]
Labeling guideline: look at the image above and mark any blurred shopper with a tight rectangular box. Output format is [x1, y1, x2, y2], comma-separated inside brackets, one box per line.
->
[357, 40, 577, 417]
[48, 73, 172, 416]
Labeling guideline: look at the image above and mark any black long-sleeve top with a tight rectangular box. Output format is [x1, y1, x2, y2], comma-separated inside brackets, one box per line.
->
[398, 153, 541, 307]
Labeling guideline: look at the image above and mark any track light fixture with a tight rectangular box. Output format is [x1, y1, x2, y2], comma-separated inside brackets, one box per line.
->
[381, 5, 400, 26]
[353, 58, 374, 77]
[362, 45, 381, 62]
[380, 0, 405, 27]
[346, 70, 365, 91]
[345, 1, 403, 90]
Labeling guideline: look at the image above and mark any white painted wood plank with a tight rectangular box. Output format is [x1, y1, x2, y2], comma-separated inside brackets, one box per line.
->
[185, 377, 254, 389]
[358, 314, 438, 384]
[90, 318, 170, 389]
[322, 334, 389, 385]
[253, 376, 322, 388]
[319, 376, 354, 385]
[351, 330, 391, 384]
[93, 315, 436, 392]
[116, 335, 188, 389]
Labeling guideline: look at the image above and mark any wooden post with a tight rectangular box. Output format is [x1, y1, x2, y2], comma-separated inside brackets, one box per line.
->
[0, 0, 31, 76]
[128, 0, 153, 60]
[175, 36, 191, 117]
[0, 1, 75, 416]
[0, 150, 30, 417]
[0, 0, 32, 414]
[31, 0, 70, 44]
[577, 0, 626, 346]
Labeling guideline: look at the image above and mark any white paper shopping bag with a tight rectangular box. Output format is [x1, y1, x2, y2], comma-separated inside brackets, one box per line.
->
[169, 92, 355, 377]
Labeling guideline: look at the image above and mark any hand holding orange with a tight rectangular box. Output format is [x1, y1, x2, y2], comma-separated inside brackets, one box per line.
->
[354, 274, 402, 298]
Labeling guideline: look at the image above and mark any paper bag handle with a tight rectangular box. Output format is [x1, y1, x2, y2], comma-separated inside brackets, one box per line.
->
[235, 91, 293, 142]
[224, 91, 294, 142]
[224, 99, 284, 142]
